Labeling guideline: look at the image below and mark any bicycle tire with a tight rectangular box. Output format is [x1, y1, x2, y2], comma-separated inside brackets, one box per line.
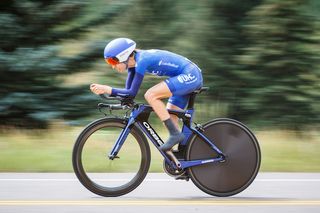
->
[186, 118, 261, 197]
[72, 117, 151, 197]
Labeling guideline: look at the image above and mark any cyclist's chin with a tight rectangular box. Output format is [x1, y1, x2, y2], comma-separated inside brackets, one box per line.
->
[115, 65, 126, 73]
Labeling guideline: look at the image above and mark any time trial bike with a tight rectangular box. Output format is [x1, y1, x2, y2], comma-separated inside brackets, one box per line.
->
[72, 87, 261, 197]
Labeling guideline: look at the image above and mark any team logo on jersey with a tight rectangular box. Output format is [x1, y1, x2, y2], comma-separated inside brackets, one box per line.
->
[177, 74, 196, 83]
[158, 60, 179, 68]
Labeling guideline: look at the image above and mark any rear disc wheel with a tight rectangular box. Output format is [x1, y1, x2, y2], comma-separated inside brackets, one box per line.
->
[186, 118, 261, 197]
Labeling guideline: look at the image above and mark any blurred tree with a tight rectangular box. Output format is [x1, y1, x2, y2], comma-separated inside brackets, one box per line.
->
[125, 0, 183, 48]
[1, 0, 319, 129]
[0, 0, 133, 128]
[238, 0, 320, 129]
[123, 0, 262, 108]
[188, 0, 262, 118]
[121, 0, 185, 96]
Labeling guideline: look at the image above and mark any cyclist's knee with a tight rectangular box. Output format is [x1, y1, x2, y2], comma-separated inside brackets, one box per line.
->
[145, 83, 172, 103]
[144, 89, 157, 103]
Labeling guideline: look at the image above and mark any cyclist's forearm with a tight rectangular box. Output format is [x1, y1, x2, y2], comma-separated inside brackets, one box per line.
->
[111, 88, 135, 97]
[125, 69, 135, 89]
[111, 72, 144, 98]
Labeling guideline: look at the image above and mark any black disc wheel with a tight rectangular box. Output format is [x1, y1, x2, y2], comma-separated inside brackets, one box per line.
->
[72, 117, 151, 197]
[186, 118, 261, 197]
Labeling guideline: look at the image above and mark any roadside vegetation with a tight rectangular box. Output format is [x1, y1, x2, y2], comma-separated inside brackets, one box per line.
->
[0, 124, 319, 172]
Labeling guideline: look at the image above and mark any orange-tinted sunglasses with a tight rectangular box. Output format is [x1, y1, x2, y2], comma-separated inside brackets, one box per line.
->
[105, 57, 120, 66]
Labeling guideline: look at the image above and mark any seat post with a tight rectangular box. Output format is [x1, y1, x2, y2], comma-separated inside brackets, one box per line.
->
[186, 87, 209, 110]
[187, 93, 196, 109]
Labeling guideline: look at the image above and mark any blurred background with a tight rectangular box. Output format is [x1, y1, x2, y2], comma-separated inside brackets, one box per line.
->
[0, 0, 319, 172]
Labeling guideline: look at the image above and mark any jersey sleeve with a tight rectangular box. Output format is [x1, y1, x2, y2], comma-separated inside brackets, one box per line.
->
[111, 51, 152, 98]
[125, 68, 135, 89]
[111, 71, 144, 98]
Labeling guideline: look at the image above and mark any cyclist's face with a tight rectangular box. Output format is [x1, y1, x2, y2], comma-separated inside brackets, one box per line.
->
[112, 63, 126, 73]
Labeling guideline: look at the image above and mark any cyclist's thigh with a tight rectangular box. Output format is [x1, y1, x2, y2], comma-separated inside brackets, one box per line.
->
[168, 95, 190, 110]
[146, 81, 172, 99]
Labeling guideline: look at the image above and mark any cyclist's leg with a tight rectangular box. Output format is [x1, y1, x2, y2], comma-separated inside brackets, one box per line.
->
[143, 82, 187, 127]
[144, 81, 172, 121]
[167, 96, 189, 128]
[145, 66, 202, 151]
[167, 103, 183, 129]
[144, 82, 185, 151]
[160, 68, 202, 150]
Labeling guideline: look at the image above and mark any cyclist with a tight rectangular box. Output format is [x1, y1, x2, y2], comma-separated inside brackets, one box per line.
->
[90, 38, 203, 151]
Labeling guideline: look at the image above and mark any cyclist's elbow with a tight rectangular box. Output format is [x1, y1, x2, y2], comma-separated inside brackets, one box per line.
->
[127, 91, 137, 99]
[128, 90, 138, 98]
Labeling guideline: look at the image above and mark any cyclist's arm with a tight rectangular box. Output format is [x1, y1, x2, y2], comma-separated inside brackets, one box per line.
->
[111, 71, 144, 98]
[112, 53, 150, 98]
[125, 68, 135, 89]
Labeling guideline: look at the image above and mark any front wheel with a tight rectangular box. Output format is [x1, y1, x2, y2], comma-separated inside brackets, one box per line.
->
[72, 117, 151, 197]
[186, 118, 261, 197]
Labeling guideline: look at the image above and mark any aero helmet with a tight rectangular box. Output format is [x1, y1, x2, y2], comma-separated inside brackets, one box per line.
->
[104, 38, 136, 63]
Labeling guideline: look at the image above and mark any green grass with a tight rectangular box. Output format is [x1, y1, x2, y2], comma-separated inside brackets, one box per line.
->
[0, 124, 319, 172]
[258, 130, 320, 172]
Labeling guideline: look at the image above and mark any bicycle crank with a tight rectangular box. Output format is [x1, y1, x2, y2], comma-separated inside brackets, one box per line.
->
[166, 150, 181, 168]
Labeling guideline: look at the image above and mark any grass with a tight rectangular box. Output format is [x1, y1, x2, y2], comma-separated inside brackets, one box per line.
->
[258, 130, 320, 172]
[0, 124, 319, 172]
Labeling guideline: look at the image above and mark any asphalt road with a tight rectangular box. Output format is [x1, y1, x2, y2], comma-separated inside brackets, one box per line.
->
[0, 173, 319, 213]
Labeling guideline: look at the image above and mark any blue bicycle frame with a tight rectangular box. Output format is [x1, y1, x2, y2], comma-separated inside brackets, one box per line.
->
[107, 103, 226, 170]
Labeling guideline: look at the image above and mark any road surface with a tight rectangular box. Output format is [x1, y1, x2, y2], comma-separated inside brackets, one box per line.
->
[0, 173, 319, 213]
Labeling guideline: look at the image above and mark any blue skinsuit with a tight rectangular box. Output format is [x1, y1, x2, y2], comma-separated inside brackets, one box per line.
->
[111, 49, 203, 109]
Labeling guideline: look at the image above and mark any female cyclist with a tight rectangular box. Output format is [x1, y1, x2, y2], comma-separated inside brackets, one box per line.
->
[90, 38, 203, 151]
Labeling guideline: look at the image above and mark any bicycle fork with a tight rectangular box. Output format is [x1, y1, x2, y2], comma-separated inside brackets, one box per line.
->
[108, 118, 135, 160]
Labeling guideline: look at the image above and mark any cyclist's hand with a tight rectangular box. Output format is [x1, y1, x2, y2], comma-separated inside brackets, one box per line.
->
[90, 84, 112, 95]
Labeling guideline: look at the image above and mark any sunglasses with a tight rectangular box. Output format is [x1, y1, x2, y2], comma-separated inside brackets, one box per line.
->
[105, 57, 120, 66]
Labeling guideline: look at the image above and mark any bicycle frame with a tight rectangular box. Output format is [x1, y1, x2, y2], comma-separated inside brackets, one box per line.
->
[108, 103, 226, 170]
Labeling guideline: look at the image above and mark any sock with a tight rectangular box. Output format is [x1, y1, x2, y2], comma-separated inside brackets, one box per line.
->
[161, 119, 184, 151]
[163, 119, 180, 135]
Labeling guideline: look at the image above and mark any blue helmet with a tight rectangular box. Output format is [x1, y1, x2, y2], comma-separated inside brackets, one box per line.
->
[104, 38, 136, 62]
